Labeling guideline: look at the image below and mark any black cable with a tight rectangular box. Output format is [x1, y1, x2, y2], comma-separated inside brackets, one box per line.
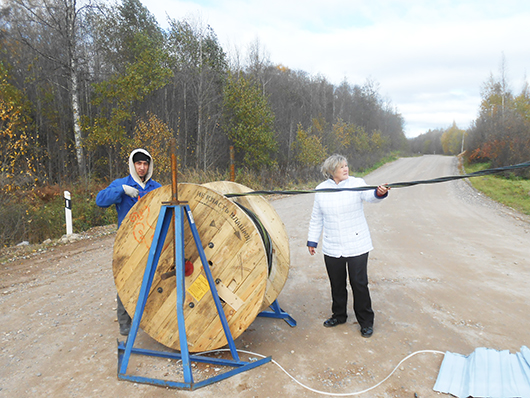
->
[234, 202, 274, 275]
[225, 160, 530, 198]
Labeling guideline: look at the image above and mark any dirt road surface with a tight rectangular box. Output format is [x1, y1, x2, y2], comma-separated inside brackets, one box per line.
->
[2, 155, 529, 397]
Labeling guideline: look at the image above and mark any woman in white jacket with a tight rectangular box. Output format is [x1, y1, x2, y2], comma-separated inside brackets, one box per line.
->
[307, 154, 389, 338]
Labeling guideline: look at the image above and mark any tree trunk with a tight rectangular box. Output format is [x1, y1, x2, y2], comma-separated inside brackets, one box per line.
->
[65, 0, 85, 177]
[197, 96, 203, 169]
[183, 81, 188, 168]
[70, 56, 85, 177]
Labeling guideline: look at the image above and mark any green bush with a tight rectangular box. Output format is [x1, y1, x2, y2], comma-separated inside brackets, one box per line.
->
[0, 197, 27, 246]
[29, 200, 65, 243]
[0, 183, 117, 247]
[69, 186, 117, 232]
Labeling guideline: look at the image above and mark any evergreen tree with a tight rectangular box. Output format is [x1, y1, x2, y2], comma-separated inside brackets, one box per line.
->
[222, 72, 278, 169]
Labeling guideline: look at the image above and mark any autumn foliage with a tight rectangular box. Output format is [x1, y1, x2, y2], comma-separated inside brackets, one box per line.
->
[0, 0, 407, 246]
[465, 75, 530, 175]
[0, 61, 40, 192]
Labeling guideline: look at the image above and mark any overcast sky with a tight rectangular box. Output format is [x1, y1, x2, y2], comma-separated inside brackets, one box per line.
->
[141, 0, 530, 138]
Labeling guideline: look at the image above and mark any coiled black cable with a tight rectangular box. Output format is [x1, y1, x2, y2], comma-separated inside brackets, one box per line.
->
[234, 202, 274, 275]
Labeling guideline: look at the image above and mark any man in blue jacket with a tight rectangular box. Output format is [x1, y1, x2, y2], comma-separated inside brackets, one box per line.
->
[96, 148, 162, 335]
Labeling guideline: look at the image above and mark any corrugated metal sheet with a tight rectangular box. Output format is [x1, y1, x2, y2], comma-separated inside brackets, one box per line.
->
[434, 346, 530, 398]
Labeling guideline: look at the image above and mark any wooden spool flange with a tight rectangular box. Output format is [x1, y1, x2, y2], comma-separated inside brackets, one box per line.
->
[202, 181, 290, 311]
[112, 184, 268, 352]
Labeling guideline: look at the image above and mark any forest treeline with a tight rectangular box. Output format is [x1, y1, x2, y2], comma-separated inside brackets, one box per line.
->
[410, 65, 530, 175]
[1, 0, 529, 246]
[0, 0, 408, 193]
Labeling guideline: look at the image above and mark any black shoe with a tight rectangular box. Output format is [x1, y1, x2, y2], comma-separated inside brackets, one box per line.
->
[120, 325, 131, 336]
[360, 326, 373, 338]
[323, 318, 346, 328]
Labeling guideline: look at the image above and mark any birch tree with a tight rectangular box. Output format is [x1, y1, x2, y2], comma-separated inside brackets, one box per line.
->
[6, 0, 88, 177]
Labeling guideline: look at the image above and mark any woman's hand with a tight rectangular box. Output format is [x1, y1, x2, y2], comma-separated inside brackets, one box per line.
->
[376, 184, 390, 197]
[308, 246, 316, 255]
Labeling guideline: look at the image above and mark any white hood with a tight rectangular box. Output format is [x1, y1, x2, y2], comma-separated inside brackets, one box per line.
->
[128, 148, 154, 189]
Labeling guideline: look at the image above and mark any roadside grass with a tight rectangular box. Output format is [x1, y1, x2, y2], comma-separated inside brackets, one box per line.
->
[464, 162, 530, 216]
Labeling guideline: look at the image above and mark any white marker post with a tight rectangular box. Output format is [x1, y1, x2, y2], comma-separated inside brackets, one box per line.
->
[64, 191, 73, 235]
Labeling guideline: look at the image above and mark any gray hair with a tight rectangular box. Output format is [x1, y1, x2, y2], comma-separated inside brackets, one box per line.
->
[321, 154, 348, 179]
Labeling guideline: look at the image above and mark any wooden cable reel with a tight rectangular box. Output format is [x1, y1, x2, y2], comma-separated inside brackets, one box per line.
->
[202, 181, 290, 311]
[112, 183, 290, 353]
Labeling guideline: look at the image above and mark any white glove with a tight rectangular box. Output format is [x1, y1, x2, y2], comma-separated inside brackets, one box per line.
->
[122, 185, 139, 198]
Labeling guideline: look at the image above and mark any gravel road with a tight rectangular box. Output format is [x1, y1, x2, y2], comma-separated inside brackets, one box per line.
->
[1, 155, 529, 397]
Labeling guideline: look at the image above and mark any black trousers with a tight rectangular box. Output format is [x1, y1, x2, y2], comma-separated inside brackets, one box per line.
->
[117, 294, 131, 328]
[324, 252, 374, 328]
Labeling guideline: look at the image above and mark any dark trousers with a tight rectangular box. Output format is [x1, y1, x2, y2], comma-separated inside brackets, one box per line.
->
[324, 253, 374, 328]
[117, 294, 131, 328]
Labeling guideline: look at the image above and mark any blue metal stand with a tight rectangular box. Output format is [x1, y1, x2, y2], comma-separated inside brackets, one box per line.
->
[117, 204, 271, 390]
[258, 299, 297, 327]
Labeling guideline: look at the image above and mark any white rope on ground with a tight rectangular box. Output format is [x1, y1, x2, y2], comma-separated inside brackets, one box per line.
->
[199, 348, 446, 396]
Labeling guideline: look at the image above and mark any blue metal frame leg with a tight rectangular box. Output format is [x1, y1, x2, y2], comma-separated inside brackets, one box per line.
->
[117, 342, 271, 390]
[258, 299, 297, 327]
[116, 204, 271, 390]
